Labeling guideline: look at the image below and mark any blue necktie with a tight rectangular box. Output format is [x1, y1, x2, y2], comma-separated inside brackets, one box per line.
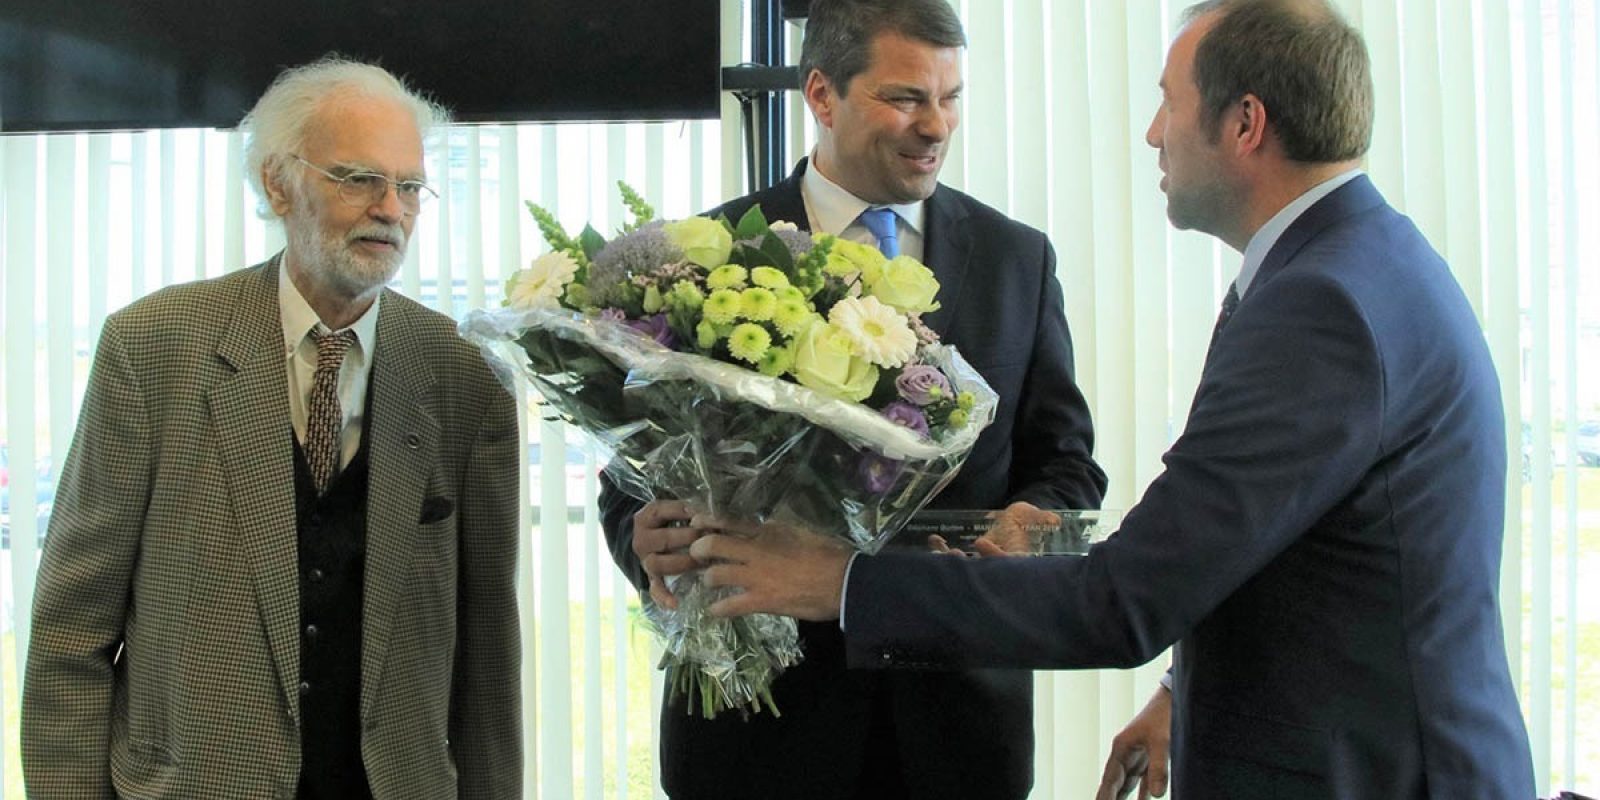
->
[859, 207, 900, 258]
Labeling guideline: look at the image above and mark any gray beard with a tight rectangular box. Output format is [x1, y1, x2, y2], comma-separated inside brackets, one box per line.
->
[288, 212, 407, 297]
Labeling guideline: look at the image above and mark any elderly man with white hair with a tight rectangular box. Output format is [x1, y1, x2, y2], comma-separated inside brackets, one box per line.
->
[22, 57, 522, 799]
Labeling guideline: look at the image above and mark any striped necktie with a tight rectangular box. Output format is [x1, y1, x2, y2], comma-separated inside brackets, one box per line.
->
[305, 328, 357, 494]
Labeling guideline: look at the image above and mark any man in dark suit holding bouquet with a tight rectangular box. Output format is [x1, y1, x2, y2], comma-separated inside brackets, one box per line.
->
[598, 0, 1107, 797]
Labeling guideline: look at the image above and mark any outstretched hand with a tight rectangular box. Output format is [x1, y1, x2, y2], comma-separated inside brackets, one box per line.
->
[928, 501, 1058, 557]
[688, 516, 853, 621]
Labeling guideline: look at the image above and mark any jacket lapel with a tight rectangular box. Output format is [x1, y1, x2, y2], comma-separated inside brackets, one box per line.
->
[1249, 175, 1386, 297]
[359, 294, 440, 720]
[918, 187, 972, 337]
[206, 259, 304, 717]
[753, 159, 812, 228]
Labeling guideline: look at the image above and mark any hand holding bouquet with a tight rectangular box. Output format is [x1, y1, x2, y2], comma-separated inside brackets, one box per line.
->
[462, 184, 998, 718]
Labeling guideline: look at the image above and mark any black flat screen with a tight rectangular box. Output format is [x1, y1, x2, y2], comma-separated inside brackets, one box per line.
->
[0, 0, 722, 132]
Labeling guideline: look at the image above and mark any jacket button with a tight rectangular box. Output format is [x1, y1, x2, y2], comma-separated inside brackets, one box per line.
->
[405, 433, 422, 449]
[307, 568, 325, 583]
[304, 624, 319, 640]
[298, 681, 312, 696]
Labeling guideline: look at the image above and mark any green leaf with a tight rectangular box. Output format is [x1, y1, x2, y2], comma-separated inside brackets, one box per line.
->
[578, 224, 608, 261]
[758, 230, 795, 272]
[730, 242, 773, 269]
[734, 205, 770, 241]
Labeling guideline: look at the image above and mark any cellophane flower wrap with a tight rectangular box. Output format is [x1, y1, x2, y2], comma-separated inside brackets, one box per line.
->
[461, 183, 998, 719]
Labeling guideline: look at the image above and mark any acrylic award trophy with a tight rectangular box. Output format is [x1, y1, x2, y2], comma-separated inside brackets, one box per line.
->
[889, 509, 1121, 555]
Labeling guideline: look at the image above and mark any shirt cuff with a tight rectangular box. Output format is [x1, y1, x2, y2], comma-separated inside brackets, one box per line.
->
[839, 551, 862, 632]
[1159, 667, 1174, 692]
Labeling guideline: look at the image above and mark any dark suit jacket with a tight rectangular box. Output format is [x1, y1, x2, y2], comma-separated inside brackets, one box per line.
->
[599, 160, 1107, 799]
[23, 259, 523, 799]
[846, 177, 1536, 798]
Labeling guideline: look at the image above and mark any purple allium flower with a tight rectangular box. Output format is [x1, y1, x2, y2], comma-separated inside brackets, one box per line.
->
[625, 312, 678, 349]
[881, 401, 931, 437]
[895, 364, 952, 406]
[589, 221, 682, 301]
[857, 453, 905, 495]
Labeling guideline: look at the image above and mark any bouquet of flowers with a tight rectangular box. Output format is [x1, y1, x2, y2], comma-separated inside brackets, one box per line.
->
[461, 183, 998, 718]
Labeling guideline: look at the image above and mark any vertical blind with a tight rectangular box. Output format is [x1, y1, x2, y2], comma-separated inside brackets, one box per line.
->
[1, 0, 1596, 797]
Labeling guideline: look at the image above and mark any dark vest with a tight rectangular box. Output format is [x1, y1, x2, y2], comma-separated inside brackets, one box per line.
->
[291, 421, 373, 800]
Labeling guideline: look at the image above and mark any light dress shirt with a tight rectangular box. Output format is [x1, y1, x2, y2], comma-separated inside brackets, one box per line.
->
[800, 154, 932, 630]
[279, 259, 380, 474]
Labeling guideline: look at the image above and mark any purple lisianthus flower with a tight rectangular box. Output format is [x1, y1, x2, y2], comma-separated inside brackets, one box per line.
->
[895, 364, 952, 406]
[625, 312, 678, 349]
[857, 453, 905, 495]
[881, 401, 930, 438]
[598, 307, 627, 323]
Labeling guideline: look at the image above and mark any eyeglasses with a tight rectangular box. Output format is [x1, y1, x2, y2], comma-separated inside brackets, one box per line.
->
[293, 156, 437, 213]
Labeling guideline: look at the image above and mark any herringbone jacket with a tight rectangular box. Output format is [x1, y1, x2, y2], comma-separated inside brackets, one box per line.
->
[22, 259, 523, 799]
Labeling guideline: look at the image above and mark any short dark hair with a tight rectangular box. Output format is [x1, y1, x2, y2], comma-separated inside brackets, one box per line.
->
[799, 0, 967, 96]
[1184, 0, 1373, 163]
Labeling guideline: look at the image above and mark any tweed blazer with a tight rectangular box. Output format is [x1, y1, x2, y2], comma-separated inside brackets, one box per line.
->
[22, 259, 523, 799]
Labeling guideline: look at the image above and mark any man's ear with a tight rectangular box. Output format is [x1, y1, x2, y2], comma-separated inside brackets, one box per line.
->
[262, 162, 294, 217]
[1230, 93, 1268, 157]
[803, 68, 837, 129]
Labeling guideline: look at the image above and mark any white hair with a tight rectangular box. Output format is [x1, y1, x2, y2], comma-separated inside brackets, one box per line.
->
[240, 55, 449, 217]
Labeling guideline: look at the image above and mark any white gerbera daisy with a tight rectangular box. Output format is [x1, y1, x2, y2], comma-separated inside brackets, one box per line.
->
[828, 295, 917, 368]
[506, 251, 580, 309]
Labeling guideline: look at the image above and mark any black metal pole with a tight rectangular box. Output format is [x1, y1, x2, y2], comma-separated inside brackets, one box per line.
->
[751, 0, 786, 190]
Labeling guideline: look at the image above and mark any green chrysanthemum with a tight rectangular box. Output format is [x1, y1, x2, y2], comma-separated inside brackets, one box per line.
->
[757, 343, 795, 376]
[775, 286, 807, 304]
[773, 299, 813, 336]
[948, 408, 970, 428]
[957, 391, 976, 411]
[706, 265, 749, 291]
[728, 323, 772, 364]
[751, 266, 790, 290]
[741, 288, 778, 321]
[703, 289, 743, 324]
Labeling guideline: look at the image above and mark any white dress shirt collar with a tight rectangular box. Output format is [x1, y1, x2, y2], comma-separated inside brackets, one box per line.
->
[800, 155, 926, 238]
[278, 258, 381, 360]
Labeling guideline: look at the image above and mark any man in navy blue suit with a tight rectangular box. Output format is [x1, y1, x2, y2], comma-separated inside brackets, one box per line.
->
[596, 1, 1106, 798]
[690, 0, 1537, 797]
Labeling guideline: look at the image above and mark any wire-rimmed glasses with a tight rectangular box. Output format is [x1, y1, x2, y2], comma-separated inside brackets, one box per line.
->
[294, 156, 437, 214]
